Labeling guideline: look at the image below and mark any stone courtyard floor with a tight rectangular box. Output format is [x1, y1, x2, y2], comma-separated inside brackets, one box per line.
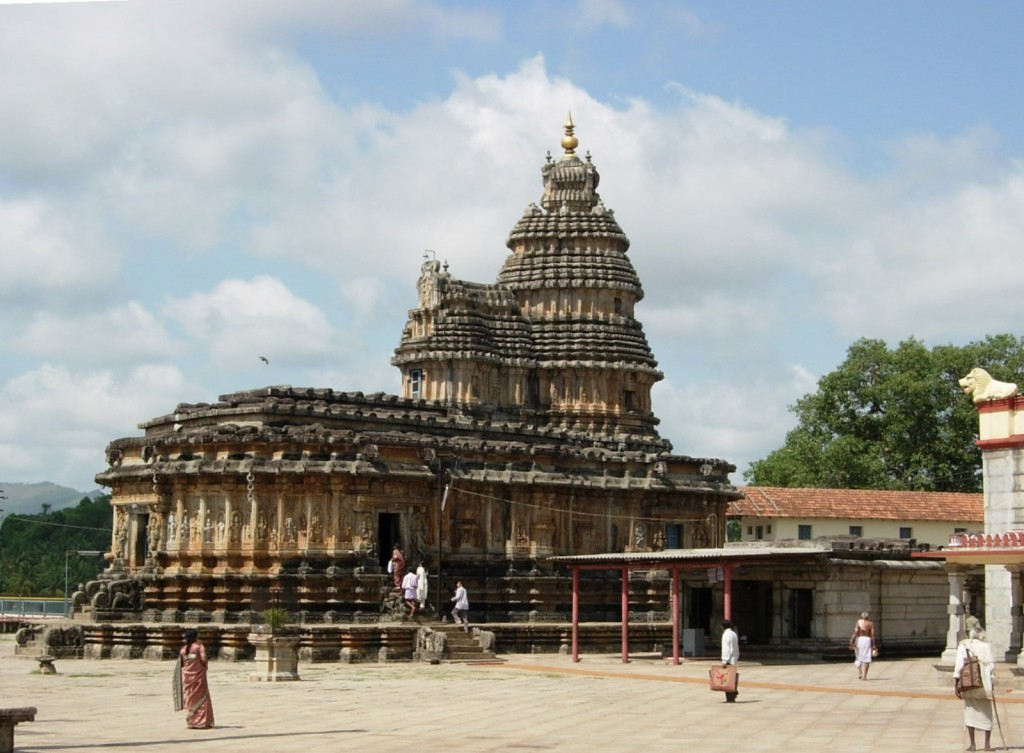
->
[3, 636, 1024, 752]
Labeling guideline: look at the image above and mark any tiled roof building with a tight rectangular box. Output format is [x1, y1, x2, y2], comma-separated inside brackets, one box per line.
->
[731, 486, 982, 547]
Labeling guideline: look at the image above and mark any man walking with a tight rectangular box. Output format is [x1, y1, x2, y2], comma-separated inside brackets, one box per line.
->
[451, 580, 469, 632]
[721, 619, 740, 702]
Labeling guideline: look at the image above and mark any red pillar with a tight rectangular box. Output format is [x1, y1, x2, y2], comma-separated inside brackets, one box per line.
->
[571, 567, 580, 663]
[671, 566, 681, 665]
[621, 565, 629, 663]
[723, 564, 732, 621]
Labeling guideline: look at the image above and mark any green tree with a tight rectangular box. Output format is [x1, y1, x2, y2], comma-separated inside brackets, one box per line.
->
[745, 335, 1024, 491]
[0, 495, 112, 596]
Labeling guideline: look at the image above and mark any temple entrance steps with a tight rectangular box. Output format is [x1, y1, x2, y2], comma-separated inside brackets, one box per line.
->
[434, 624, 503, 664]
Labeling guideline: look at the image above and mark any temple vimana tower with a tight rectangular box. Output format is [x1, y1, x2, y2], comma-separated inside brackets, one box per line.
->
[93, 118, 740, 625]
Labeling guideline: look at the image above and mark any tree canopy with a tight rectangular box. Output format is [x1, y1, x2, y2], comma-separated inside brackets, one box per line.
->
[0, 495, 112, 596]
[744, 335, 1024, 492]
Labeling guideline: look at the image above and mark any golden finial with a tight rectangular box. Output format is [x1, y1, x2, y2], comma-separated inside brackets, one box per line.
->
[561, 112, 578, 157]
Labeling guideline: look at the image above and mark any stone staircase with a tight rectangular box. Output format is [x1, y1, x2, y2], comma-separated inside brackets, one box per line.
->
[435, 624, 503, 664]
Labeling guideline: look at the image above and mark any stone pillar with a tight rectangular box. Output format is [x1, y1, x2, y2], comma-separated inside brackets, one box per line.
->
[174, 494, 184, 552]
[982, 446, 1024, 658]
[224, 494, 233, 550]
[198, 496, 208, 548]
[276, 493, 284, 546]
[249, 488, 258, 548]
[941, 566, 966, 664]
[974, 395, 1024, 659]
[1010, 565, 1024, 666]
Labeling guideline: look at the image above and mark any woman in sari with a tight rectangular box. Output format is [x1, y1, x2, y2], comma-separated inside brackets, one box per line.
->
[178, 628, 215, 729]
[390, 544, 405, 589]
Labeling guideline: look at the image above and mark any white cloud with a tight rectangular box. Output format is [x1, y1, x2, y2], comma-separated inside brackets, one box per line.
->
[163, 276, 337, 369]
[0, 363, 193, 490]
[0, 199, 117, 304]
[575, 0, 633, 30]
[654, 364, 817, 473]
[13, 302, 185, 367]
[814, 166, 1024, 342]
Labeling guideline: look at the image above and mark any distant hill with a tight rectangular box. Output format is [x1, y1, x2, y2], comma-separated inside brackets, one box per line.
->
[0, 482, 104, 518]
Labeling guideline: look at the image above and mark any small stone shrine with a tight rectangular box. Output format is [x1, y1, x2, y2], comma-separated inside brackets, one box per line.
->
[92, 118, 740, 624]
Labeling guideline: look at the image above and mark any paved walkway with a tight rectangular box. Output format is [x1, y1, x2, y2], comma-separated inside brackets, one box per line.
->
[2, 637, 1022, 752]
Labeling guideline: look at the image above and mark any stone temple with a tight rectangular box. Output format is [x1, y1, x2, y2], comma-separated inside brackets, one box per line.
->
[92, 118, 740, 630]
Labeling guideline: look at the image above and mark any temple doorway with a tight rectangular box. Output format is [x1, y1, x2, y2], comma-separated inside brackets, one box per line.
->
[688, 586, 712, 634]
[732, 581, 773, 644]
[134, 512, 149, 566]
[788, 588, 813, 639]
[377, 513, 401, 569]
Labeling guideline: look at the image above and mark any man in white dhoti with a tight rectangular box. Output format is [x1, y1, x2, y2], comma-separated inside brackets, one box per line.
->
[954, 623, 996, 752]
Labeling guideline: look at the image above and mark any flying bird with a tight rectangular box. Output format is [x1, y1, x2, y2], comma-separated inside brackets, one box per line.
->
[259, 356, 269, 364]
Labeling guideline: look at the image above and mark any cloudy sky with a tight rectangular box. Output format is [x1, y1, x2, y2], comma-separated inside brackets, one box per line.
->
[1, 0, 1022, 493]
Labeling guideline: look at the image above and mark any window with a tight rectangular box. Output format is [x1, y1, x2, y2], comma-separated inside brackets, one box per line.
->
[746, 526, 753, 535]
[665, 524, 682, 549]
[954, 527, 967, 534]
[798, 524, 812, 540]
[409, 369, 423, 399]
[767, 525, 772, 534]
[899, 527, 912, 540]
[849, 525, 862, 537]
[755, 525, 764, 540]
[623, 390, 637, 410]
[614, 297, 623, 314]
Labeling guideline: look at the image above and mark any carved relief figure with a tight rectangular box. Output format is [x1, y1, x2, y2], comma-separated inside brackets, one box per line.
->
[338, 509, 353, 545]
[285, 517, 296, 543]
[309, 512, 322, 544]
[411, 513, 427, 557]
[256, 512, 268, 541]
[633, 523, 646, 551]
[146, 514, 162, 557]
[203, 516, 213, 544]
[114, 514, 128, 560]
[180, 511, 189, 544]
[359, 520, 376, 556]
[230, 512, 241, 543]
[959, 367, 1019, 403]
[166, 513, 176, 544]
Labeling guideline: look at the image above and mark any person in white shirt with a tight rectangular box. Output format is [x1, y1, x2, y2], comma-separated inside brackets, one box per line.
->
[720, 619, 740, 702]
[401, 569, 419, 618]
[451, 580, 469, 632]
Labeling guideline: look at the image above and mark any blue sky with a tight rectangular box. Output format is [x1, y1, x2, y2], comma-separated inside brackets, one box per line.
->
[1, 0, 1023, 492]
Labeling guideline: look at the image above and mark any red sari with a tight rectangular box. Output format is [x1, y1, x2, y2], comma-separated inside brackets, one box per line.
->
[390, 548, 406, 588]
[179, 641, 215, 729]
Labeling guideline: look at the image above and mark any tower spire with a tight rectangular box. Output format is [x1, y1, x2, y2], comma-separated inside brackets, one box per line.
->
[560, 112, 578, 158]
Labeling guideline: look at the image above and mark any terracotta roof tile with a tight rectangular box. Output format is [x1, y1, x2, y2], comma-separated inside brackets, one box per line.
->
[730, 486, 982, 523]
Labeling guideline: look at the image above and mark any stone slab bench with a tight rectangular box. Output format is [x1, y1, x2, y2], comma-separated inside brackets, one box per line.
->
[0, 707, 37, 753]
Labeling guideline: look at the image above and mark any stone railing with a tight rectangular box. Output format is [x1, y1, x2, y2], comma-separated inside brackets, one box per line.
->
[946, 530, 1024, 548]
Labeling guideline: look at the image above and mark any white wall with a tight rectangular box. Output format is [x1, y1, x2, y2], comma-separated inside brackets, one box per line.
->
[737, 516, 976, 549]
